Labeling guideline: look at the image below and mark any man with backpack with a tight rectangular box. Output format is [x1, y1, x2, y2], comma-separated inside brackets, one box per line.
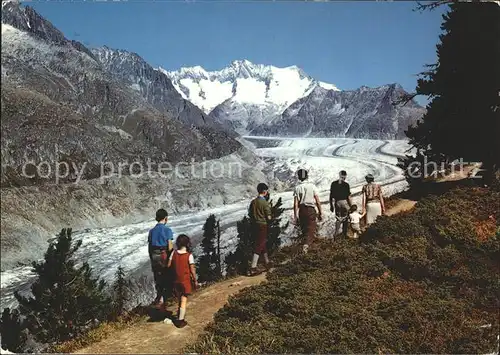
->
[148, 208, 174, 309]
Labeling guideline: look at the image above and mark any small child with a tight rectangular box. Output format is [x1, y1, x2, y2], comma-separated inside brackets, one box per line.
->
[167, 234, 198, 328]
[349, 204, 365, 239]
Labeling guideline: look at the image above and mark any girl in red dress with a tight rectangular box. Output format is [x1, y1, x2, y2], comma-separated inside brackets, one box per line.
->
[167, 234, 198, 328]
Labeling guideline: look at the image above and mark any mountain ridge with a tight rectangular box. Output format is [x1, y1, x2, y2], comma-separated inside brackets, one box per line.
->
[162, 60, 339, 115]
[163, 61, 423, 138]
[250, 83, 425, 139]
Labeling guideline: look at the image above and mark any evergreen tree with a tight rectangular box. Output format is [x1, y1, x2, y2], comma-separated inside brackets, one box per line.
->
[401, 2, 500, 184]
[266, 197, 288, 256]
[215, 220, 223, 280]
[197, 214, 222, 282]
[15, 228, 112, 344]
[225, 198, 289, 276]
[0, 308, 28, 353]
[224, 217, 254, 276]
[111, 266, 131, 319]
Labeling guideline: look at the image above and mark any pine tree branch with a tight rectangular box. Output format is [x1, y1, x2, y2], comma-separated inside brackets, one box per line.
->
[64, 276, 78, 287]
[392, 92, 419, 107]
[414, 0, 454, 12]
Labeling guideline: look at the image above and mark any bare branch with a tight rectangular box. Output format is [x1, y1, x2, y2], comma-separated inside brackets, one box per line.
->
[392, 92, 419, 107]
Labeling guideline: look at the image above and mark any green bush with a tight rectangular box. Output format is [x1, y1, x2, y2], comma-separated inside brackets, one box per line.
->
[188, 186, 499, 354]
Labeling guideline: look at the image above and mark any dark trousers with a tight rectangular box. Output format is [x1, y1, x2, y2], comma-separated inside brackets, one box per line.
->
[252, 223, 268, 255]
[335, 199, 349, 238]
[299, 205, 317, 245]
[150, 249, 172, 303]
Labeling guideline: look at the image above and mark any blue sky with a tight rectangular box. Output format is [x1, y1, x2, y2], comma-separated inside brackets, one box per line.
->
[29, 1, 446, 102]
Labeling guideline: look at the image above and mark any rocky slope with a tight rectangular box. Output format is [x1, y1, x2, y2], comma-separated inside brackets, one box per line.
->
[250, 84, 425, 139]
[1, 1, 241, 187]
[0, 1, 253, 270]
[0, 146, 268, 271]
[91, 46, 238, 138]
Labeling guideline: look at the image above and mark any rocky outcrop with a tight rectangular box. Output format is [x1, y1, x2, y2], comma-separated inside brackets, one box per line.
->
[250, 84, 425, 139]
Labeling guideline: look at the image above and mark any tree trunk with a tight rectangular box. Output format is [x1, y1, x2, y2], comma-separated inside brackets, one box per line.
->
[216, 220, 221, 279]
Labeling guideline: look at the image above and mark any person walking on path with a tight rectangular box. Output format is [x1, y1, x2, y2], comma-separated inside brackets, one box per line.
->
[167, 234, 198, 328]
[348, 204, 365, 239]
[293, 169, 323, 254]
[148, 208, 174, 309]
[362, 173, 385, 225]
[248, 183, 273, 276]
[329, 170, 352, 238]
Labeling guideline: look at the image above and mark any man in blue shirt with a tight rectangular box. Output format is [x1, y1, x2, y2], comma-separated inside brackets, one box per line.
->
[148, 208, 174, 308]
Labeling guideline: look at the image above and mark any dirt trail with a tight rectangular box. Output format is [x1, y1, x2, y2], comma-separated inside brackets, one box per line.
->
[76, 274, 266, 354]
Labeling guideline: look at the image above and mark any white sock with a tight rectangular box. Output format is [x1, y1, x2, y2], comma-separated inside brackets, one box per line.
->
[251, 253, 259, 268]
[178, 307, 186, 320]
[263, 253, 270, 264]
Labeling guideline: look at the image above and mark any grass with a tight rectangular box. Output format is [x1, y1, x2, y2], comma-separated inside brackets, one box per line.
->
[49, 310, 148, 353]
[187, 185, 500, 354]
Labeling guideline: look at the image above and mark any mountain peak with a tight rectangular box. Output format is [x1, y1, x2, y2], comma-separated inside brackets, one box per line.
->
[1, 0, 20, 8]
[231, 59, 253, 67]
[164, 60, 338, 114]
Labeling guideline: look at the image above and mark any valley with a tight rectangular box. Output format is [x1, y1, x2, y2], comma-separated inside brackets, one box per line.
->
[0, 137, 411, 310]
[0, 0, 417, 314]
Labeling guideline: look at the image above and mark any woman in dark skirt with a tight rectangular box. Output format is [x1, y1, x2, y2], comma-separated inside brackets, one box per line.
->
[168, 234, 198, 328]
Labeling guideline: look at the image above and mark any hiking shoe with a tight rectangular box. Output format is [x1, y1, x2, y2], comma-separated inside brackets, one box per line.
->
[175, 319, 188, 328]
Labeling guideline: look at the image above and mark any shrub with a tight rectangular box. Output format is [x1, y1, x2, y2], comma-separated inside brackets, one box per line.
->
[188, 186, 499, 354]
[0, 308, 28, 353]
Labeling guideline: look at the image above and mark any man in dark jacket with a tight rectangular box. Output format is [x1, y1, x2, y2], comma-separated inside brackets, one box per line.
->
[329, 170, 352, 238]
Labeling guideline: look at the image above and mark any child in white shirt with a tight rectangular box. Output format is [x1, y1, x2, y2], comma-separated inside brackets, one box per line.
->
[349, 204, 365, 239]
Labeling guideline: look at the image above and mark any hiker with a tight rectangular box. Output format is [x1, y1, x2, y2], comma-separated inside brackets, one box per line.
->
[248, 183, 273, 276]
[329, 170, 352, 238]
[349, 204, 365, 239]
[362, 173, 385, 225]
[293, 169, 323, 254]
[167, 234, 198, 328]
[148, 208, 174, 309]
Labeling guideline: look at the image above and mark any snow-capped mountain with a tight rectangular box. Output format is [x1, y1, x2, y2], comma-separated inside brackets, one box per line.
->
[90, 46, 237, 137]
[162, 61, 423, 139]
[161, 60, 339, 134]
[250, 84, 425, 139]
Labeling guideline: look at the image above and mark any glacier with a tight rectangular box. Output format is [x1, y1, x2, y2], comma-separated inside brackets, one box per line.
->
[0, 137, 412, 310]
